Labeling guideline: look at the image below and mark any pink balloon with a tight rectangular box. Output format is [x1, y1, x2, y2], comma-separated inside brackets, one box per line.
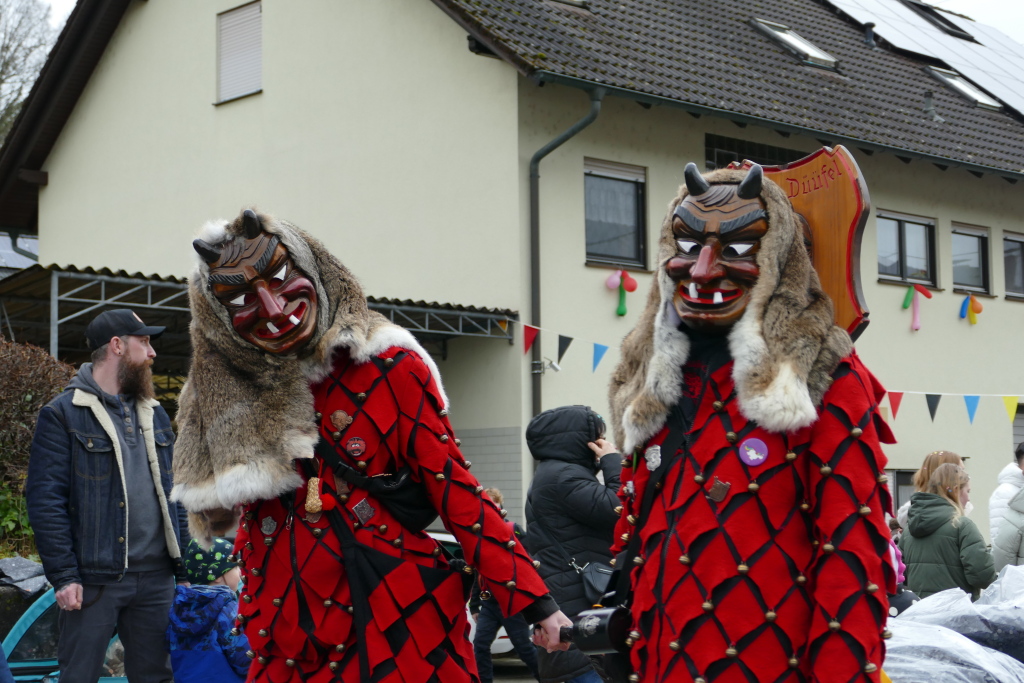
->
[606, 271, 621, 290]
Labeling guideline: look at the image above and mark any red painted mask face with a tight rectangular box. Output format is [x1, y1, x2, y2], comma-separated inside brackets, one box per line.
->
[665, 187, 768, 331]
[208, 233, 318, 354]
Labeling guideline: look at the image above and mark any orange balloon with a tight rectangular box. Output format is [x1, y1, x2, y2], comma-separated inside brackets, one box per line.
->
[970, 295, 983, 314]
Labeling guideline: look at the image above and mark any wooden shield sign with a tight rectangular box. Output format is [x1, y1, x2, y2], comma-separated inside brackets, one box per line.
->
[732, 146, 871, 340]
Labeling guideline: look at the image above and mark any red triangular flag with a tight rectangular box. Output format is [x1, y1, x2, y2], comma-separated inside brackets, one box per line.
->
[523, 325, 539, 354]
[889, 392, 904, 419]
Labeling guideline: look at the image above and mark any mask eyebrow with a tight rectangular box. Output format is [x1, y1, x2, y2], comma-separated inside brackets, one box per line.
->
[673, 205, 707, 233]
[207, 235, 282, 287]
[718, 209, 767, 235]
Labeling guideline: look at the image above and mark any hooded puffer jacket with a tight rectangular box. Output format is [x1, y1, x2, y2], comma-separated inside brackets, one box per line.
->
[993, 485, 1024, 572]
[525, 405, 621, 683]
[989, 462, 1024, 540]
[166, 584, 250, 682]
[899, 492, 995, 600]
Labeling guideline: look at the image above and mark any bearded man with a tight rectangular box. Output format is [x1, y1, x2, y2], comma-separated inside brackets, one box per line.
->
[607, 164, 896, 683]
[27, 309, 189, 683]
[172, 209, 570, 682]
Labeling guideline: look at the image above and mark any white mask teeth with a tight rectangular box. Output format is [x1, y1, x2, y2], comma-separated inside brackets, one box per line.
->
[289, 314, 300, 326]
[713, 291, 724, 305]
[689, 283, 699, 299]
[266, 321, 280, 334]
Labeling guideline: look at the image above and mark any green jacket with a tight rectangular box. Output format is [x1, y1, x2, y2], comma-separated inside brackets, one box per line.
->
[899, 492, 995, 600]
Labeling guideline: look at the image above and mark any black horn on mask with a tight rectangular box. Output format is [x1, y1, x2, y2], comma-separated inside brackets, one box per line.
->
[193, 239, 222, 264]
[737, 164, 763, 200]
[684, 162, 711, 196]
[241, 209, 262, 239]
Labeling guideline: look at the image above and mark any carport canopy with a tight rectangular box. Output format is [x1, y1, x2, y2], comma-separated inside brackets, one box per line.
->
[0, 265, 517, 400]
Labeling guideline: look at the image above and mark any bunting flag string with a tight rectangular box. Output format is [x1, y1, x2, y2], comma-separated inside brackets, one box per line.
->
[881, 391, 1023, 424]
[509, 319, 1024, 421]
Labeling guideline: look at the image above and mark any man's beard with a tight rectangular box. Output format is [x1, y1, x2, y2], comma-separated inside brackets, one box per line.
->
[118, 355, 155, 401]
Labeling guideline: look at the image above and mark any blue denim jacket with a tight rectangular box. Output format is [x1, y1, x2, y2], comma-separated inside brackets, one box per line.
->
[26, 387, 188, 589]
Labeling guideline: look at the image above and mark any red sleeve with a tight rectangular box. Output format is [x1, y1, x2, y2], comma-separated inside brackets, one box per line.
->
[610, 453, 638, 556]
[805, 355, 896, 682]
[391, 349, 553, 620]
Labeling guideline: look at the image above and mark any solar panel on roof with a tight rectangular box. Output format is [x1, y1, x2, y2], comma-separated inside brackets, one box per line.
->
[825, 0, 1024, 116]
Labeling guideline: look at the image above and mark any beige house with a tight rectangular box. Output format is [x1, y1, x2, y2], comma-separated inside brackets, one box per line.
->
[2, 0, 1023, 533]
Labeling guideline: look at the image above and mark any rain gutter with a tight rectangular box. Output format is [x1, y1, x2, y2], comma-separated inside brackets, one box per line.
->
[529, 87, 605, 417]
[531, 71, 1024, 182]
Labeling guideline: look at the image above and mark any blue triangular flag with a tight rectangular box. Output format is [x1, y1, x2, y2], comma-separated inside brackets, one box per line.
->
[592, 344, 609, 372]
[964, 395, 980, 424]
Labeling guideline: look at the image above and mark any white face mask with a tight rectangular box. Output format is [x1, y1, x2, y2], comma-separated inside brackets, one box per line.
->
[964, 500, 974, 517]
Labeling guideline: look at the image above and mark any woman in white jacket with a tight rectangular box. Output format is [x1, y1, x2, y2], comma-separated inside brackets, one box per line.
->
[988, 444, 1024, 541]
[993, 485, 1024, 572]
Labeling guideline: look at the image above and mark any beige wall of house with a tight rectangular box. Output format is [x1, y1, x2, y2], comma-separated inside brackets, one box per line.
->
[518, 81, 1024, 539]
[37, 0, 521, 312]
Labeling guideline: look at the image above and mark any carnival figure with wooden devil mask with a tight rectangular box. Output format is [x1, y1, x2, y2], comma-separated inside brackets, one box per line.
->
[172, 210, 571, 681]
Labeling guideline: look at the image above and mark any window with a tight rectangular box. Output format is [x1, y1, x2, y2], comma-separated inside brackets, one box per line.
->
[1005, 233, 1024, 297]
[951, 225, 989, 293]
[926, 67, 1001, 110]
[751, 19, 838, 69]
[705, 135, 806, 171]
[899, 0, 976, 41]
[584, 159, 646, 268]
[877, 213, 935, 284]
[885, 469, 916, 519]
[217, 2, 261, 103]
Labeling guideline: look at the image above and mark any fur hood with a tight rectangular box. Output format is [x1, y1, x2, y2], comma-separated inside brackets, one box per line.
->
[608, 167, 851, 453]
[172, 209, 447, 543]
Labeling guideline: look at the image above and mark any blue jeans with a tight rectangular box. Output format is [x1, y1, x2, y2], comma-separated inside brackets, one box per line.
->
[566, 670, 604, 683]
[473, 597, 540, 683]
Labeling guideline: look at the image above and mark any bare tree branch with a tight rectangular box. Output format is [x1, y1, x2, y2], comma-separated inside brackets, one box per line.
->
[0, 0, 56, 142]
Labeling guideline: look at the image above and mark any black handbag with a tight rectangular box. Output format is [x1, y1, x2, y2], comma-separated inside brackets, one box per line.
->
[315, 436, 439, 532]
[530, 515, 614, 606]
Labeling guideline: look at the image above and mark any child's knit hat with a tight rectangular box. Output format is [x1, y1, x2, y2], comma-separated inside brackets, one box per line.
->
[183, 537, 235, 584]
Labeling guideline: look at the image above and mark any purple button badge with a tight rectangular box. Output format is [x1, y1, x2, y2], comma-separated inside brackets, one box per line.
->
[739, 438, 769, 466]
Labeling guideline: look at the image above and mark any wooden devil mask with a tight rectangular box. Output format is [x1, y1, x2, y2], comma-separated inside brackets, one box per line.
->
[193, 210, 318, 355]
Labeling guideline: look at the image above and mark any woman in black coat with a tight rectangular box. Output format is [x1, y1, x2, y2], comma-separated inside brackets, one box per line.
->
[525, 405, 621, 683]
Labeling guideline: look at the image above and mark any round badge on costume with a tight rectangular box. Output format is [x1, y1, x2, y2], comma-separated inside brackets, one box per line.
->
[739, 438, 768, 466]
[345, 437, 366, 457]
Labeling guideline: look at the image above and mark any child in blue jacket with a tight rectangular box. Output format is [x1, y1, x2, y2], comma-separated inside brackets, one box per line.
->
[166, 538, 250, 682]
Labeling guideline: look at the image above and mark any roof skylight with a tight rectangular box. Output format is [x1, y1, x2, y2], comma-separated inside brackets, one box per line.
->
[899, 0, 976, 42]
[752, 19, 838, 70]
[927, 67, 1002, 110]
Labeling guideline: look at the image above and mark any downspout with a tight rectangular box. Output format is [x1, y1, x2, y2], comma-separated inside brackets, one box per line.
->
[528, 87, 604, 417]
[7, 230, 38, 261]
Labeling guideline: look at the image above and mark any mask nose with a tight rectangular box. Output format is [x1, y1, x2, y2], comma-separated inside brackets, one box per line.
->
[254, 282, 287, 321]
[689, 244, 726, 284]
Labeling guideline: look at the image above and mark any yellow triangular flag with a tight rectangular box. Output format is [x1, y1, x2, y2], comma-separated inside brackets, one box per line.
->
[496, 319, 508, 332]
[1003, 396, 1019, 422]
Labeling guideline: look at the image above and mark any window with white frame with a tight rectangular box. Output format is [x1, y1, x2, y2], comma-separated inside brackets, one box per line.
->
[217, 2, 262, 103]
[877, 213, 935, 285]
[951, 225, 989, 293]
[584, 159, 646, 268]
[751, 19, 838, 70]
[1005, 233, 1024, 297]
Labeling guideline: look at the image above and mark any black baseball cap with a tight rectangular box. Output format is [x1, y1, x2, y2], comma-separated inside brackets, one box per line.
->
[85, 309, 165, 350]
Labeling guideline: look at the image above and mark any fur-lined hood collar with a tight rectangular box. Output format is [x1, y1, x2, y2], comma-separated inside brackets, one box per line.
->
[173, 209, 446, 544]
[608, 167, 851, 453]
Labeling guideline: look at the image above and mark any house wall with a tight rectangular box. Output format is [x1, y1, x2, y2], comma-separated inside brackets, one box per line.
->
[517, 81, 1024, 540]
[34, 0, 531, 514]
[38, 0, 521, 311]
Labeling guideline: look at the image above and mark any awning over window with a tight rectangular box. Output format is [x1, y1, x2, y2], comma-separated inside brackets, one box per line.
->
[0, 265, 517, 397]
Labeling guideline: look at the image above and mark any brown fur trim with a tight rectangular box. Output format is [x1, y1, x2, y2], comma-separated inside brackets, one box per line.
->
[173, 209, 448, 545]
[609, 169, 851, 452]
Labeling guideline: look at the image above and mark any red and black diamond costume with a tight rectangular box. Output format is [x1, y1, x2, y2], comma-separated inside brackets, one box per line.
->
[173, 211, 556, 682]
[607, 166, 896, 683]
